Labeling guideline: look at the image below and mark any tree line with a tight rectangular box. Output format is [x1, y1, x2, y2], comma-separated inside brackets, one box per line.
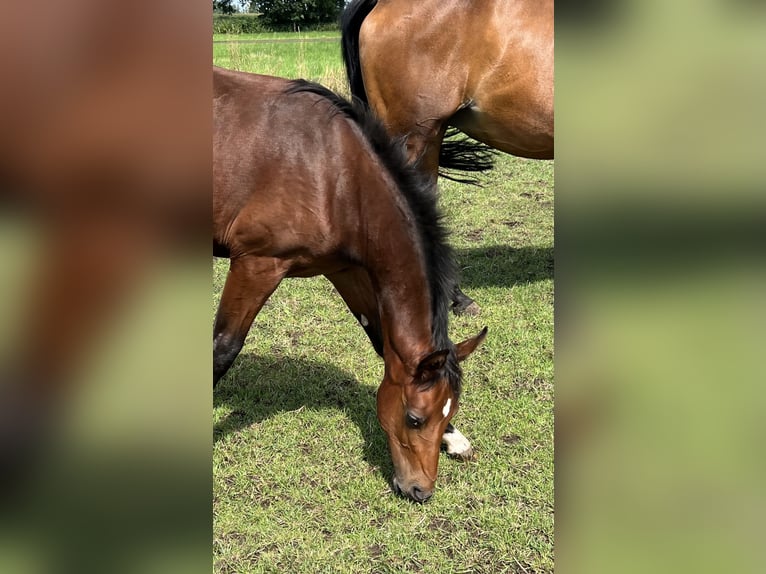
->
[213, 0, 346, 28]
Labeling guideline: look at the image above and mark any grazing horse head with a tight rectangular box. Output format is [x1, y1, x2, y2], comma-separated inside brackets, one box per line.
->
[376, 327, 487, 502]
[327, 265, 487, 502]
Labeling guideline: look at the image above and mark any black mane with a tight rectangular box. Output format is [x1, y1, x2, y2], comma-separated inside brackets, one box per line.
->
[284, 80, 462, 397]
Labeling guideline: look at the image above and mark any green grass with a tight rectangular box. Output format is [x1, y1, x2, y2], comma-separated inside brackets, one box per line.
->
[214, 32, 340, 42]
[213, 36, 554, 573]
[213, 34, 346, 92]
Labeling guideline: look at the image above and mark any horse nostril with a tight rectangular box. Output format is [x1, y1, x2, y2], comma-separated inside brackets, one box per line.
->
[410, 486, 433, 503]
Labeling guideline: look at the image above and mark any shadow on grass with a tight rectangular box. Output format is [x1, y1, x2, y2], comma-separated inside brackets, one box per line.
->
[456, 245, 553, 288]
[213, 354, 393, 480]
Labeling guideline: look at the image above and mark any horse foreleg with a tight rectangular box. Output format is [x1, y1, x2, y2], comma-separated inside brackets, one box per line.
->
[442, 423, 474, 461]
[213, 256, 284, 386]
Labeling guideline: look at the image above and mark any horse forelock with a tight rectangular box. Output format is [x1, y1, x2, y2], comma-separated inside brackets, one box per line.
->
[284, 80, 460, 397]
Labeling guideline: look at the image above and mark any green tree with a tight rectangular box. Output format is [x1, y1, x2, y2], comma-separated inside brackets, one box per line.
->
[213, 0, 236, 14]
[255, 0, 345, 29]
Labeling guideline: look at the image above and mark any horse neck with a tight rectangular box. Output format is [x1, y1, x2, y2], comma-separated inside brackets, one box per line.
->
[358, 173, 436, 367]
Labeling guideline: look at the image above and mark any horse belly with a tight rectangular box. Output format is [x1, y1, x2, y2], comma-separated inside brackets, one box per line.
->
[453, 110, 553, 160]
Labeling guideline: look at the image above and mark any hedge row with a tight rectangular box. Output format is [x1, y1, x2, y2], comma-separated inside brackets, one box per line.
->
[213, 14, 340, 34]
[213, 14, 267, 34]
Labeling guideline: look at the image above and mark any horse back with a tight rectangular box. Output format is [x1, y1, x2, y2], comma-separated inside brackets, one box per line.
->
[212, 68, 369, 273]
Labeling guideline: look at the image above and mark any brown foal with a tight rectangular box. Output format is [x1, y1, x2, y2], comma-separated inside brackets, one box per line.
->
[213, 67, 486, 502]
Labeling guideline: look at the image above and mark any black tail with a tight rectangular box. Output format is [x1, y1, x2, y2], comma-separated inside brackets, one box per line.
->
[341, 0, 378, 103]
[438, 128, 498, 185]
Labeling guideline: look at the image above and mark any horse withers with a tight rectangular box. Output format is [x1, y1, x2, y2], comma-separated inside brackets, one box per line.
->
[213, 67, 486, 502]
[342, 0, 554, 313]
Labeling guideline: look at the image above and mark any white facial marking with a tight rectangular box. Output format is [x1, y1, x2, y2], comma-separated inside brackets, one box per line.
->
[442, 427, 471, 456]
[360, 314, 369, 327]
[442, 398, 452, 418]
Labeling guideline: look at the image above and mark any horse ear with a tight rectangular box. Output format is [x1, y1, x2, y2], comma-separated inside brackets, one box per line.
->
[455, 327, 488, 362]
[415, 349, 449, 380]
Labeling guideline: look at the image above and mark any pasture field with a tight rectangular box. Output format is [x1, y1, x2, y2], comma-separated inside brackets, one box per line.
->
[214, 32, 341, 42]
[213, 37, 554, 573]
[213, 34, 346, 92]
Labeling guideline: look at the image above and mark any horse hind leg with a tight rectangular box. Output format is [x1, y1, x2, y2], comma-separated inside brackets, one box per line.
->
[213, 256, 285, 386]
[442, 423, 475, 461]
[451, 286, 481, 316]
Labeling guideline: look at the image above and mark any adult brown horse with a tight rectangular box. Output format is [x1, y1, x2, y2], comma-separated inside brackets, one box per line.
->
[342, 0, 554, 313]
[213, 67, 487, 502]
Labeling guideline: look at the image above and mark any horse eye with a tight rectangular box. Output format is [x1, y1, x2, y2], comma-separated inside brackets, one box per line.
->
[406, 413, 425, 429]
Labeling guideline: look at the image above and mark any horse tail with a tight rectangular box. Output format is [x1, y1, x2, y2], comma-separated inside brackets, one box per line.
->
[341, 0, 378, 104]
[438, 128, 498, 185]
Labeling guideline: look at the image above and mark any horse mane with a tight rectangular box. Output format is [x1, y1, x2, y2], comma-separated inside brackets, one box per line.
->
[284, 79, 462, 397]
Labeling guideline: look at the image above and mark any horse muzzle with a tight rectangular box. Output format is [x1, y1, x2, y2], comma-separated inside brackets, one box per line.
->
[392, 476, 434, 503]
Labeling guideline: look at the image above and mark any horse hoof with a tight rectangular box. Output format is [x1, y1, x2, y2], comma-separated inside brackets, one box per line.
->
[447, 447, 475, 462]
[454, 301, 481, 316]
